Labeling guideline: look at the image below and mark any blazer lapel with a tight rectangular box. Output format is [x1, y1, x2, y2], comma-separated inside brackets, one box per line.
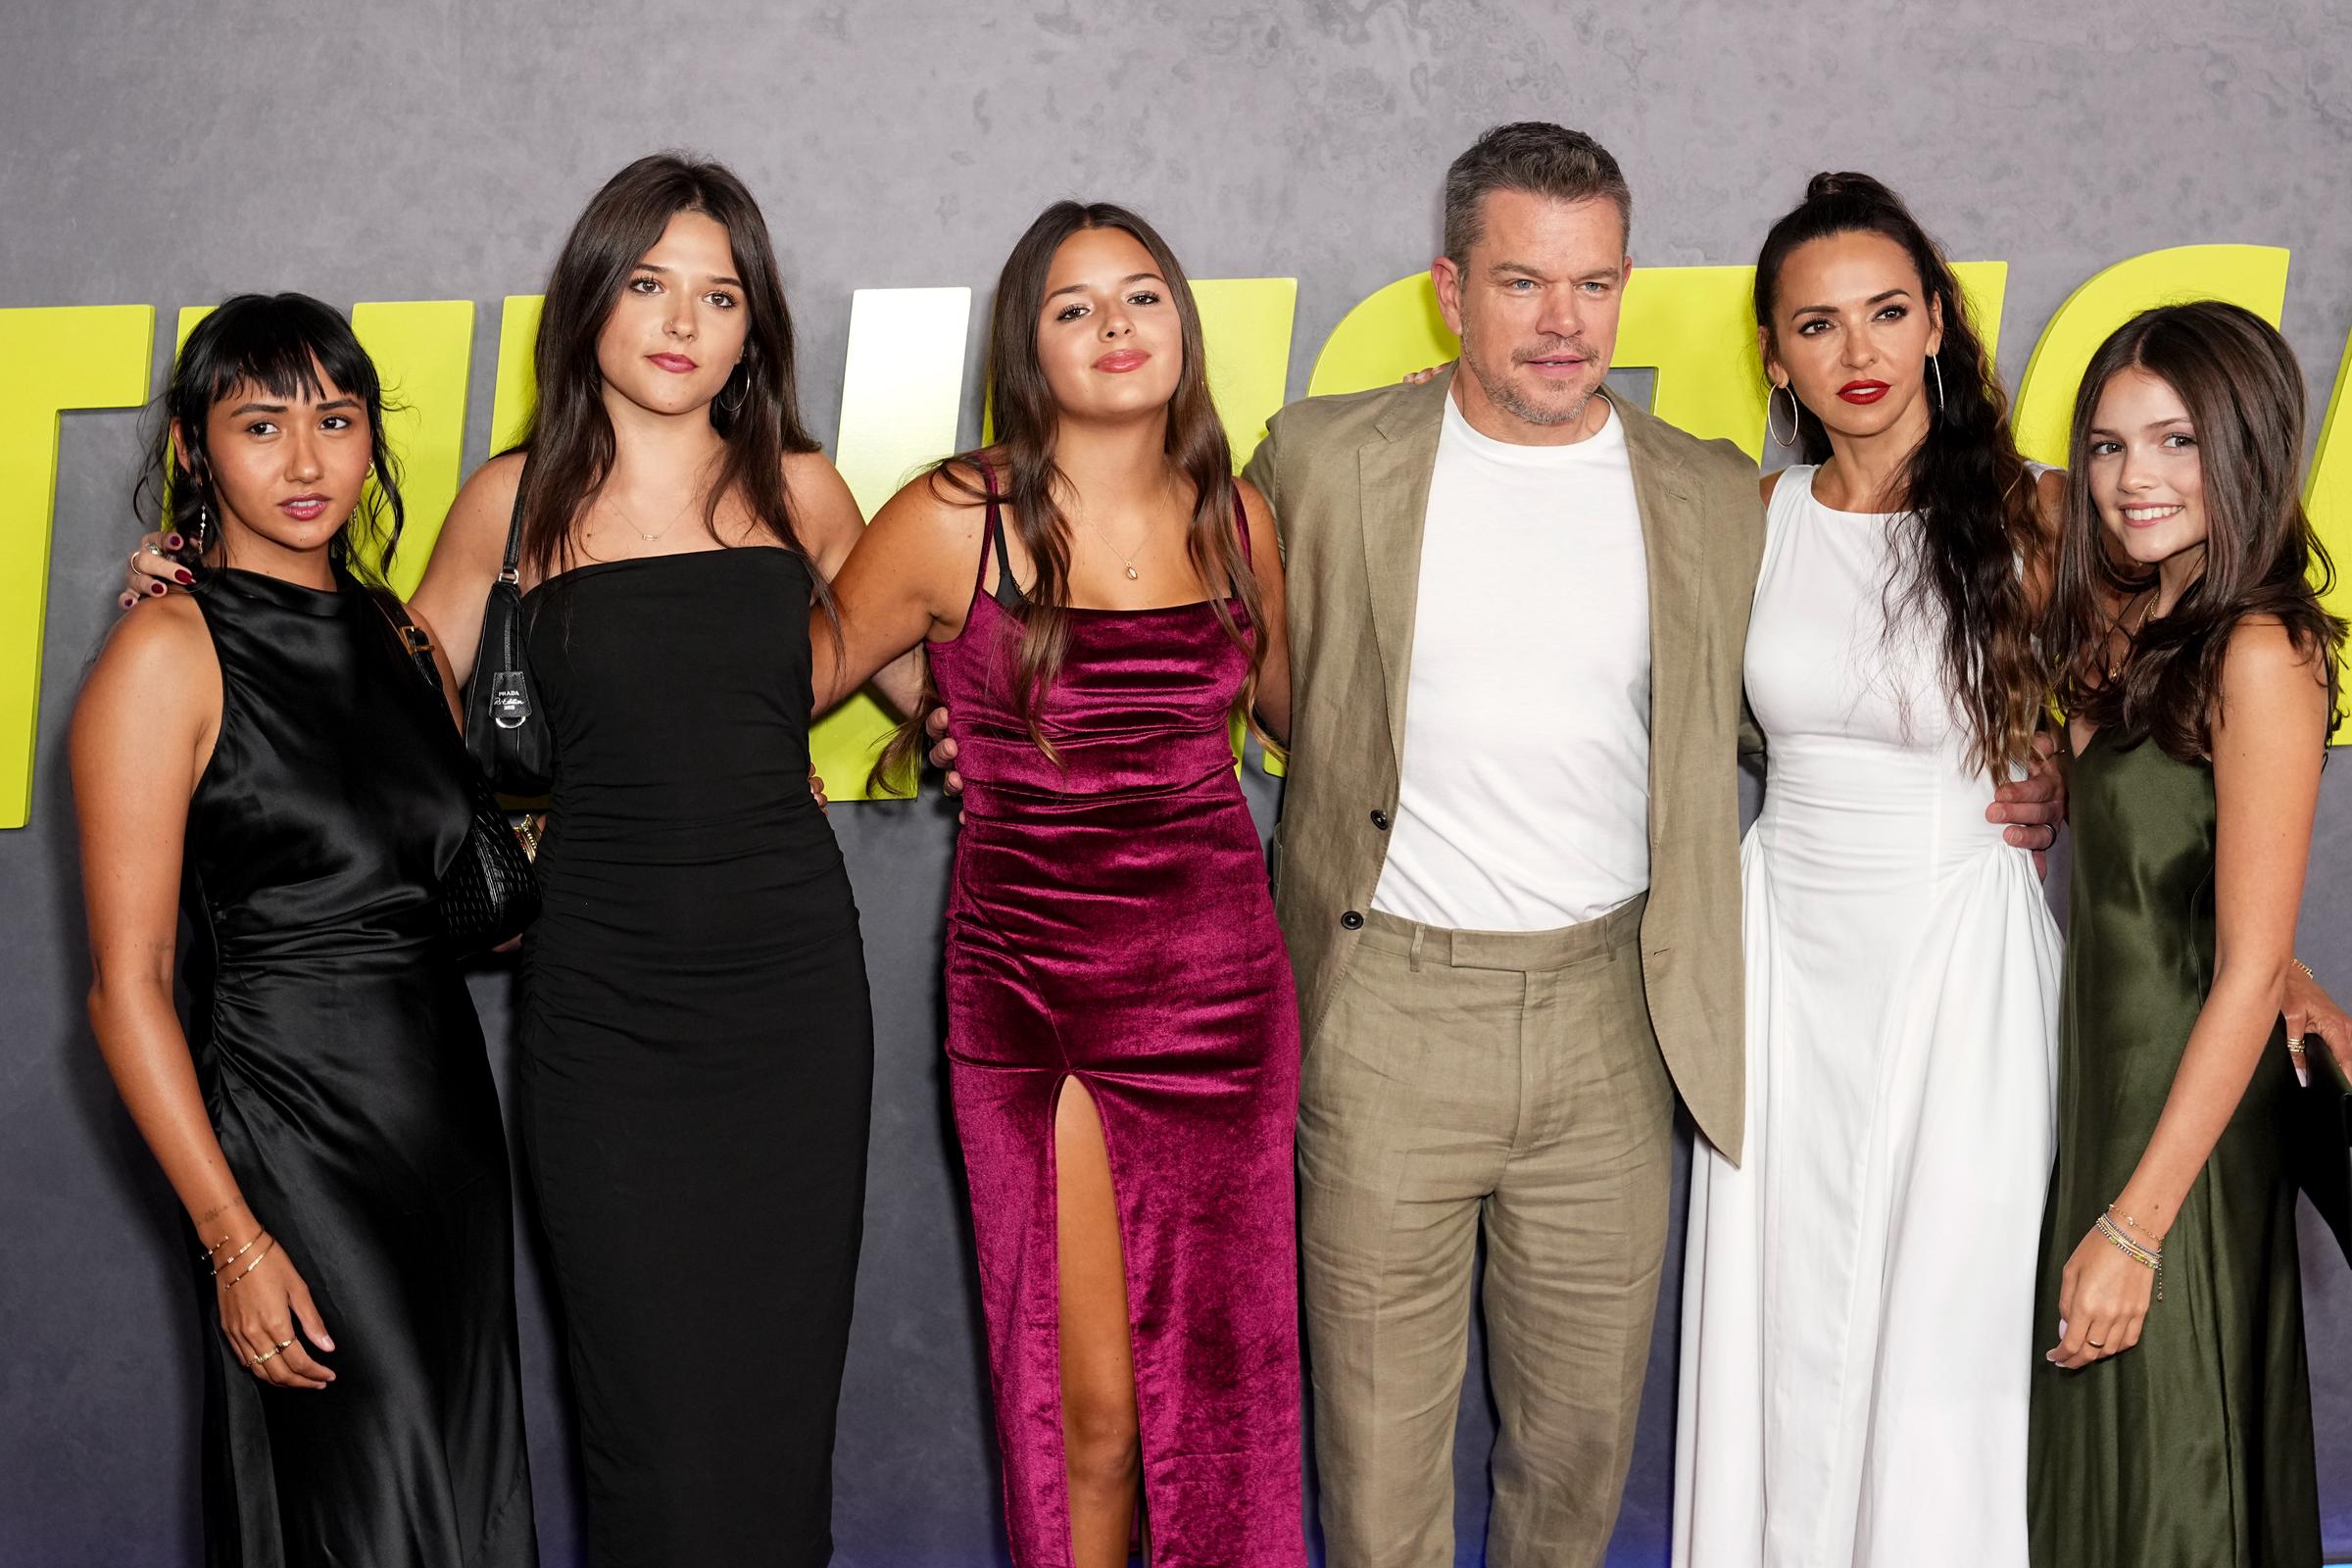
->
[1356, 371, 1451, 772]
[1614, 394, 1700, 858]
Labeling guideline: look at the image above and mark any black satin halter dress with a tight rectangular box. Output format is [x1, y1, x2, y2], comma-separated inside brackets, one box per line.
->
[181, 566, 535, 1566]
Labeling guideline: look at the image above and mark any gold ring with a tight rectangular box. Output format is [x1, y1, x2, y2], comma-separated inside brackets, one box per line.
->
[2085, 1338, 2105, 1348]
[250, 1347, 281, 1366]
[2289, 1037, 2308, 1054]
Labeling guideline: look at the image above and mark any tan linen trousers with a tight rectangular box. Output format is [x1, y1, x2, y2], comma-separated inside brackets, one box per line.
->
[1298, 897, 1675, 1568]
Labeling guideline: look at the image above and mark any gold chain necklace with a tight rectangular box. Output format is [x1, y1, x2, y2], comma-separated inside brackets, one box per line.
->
[606, 493, 686, 546]
[1076, 510, 1151, 581]
[2107, 591, 2157, 680]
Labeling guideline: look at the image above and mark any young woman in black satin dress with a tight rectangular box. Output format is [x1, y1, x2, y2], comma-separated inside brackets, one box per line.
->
[74, 294, 535, 1566]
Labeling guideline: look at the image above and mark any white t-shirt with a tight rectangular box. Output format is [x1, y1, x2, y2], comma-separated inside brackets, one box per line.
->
[1369, 391, 1652, 931]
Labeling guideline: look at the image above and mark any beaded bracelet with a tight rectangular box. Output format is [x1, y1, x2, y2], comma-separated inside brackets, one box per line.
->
[2093, 1213, 2164, 1301]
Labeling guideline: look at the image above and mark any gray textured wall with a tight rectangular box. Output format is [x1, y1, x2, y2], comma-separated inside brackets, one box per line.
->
[4, 2, 2349, 1564]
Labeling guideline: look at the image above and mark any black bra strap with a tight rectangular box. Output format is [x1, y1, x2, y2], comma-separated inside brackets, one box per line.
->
[978, 461, 1023, 610]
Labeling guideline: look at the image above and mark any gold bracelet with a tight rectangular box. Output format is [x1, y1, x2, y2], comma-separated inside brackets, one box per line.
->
[209, 1232, 264, 1274]
[2105, 1201, 2165, 1247]
[220, 1235, 275, 1289]
[2093, 1214, 2164, 1301]
[2294, 957, 2316, 981]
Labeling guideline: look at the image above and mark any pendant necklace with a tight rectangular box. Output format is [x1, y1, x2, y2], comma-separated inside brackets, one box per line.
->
[610, 495, 683, 546]
[1079, 511, 1149, 580]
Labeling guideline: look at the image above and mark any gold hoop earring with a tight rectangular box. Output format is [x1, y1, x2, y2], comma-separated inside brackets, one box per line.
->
[1768, 383, 1800, 448]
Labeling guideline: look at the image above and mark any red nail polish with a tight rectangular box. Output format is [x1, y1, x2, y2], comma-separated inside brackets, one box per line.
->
[175, 568, 194, 585]
[148, 581, 168, 596]
[164, 533, 184, 551]
[120, 594, 138, 610]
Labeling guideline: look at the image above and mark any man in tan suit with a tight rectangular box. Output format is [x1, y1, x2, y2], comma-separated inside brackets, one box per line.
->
[1240, 122, 1759, 1567]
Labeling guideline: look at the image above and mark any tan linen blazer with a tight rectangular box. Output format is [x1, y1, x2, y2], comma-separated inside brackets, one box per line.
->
[1244, 368, 1765, 1162]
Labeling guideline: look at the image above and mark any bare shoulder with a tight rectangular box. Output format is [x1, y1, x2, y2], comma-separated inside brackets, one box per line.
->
[1759, 468, 1786, 506]
[77, 593, 217, 732]
[94, 592, 213, 681]
[781, 447, 856, 506]
[866, 459, 989, 552]
[1235, 474, 1274, 525]
[442, 450, 526, 546]
[2223, 614, 2330, 687]
[457, 449, 525, 510]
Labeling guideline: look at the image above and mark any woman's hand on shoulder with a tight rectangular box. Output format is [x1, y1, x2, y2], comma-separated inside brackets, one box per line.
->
[120, 531, 199, 608]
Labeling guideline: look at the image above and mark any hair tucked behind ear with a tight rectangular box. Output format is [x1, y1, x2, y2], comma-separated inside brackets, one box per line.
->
[1755, 172, 2048, 779]
[2043, 301, 2343, 759]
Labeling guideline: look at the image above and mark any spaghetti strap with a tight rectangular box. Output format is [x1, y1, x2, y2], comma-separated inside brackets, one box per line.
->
[973, 460, 1022, 611]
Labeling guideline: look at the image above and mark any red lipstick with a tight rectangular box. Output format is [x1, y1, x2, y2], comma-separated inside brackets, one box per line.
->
[1838, 379, 1890, 405]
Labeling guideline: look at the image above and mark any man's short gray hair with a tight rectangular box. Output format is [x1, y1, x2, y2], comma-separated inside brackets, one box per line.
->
[1443, 122, 1633, 262]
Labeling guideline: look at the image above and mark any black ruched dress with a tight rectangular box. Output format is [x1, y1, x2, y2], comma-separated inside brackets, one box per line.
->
[519, 547, 874, 1567]
[181, 566, 535, 1566]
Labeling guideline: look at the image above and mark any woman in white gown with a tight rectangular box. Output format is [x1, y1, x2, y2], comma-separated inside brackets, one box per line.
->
[1672, 173, 2066, 1568]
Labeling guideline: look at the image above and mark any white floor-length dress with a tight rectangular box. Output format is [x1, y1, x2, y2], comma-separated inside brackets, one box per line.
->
[1672, 466, 2061, 1568]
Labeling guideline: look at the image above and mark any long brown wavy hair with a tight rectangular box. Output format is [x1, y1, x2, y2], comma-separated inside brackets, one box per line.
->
[1756, 172, 2049, 779]
[2044, 301, 2343, 759]
[513, 153, 823, 588]
[875, 200, 1263, 788]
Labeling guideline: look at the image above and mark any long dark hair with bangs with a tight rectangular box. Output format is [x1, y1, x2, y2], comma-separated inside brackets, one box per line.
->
[2044, 301, 2343, 759]
[876, 200, 1261, 787]
[1756, 172, 2047, 779]
[514, 152, 822, 585]
[141, 292, 404, 585]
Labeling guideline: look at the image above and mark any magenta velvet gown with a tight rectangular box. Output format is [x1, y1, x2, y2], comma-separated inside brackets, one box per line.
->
[927, 480, 1305, 1567]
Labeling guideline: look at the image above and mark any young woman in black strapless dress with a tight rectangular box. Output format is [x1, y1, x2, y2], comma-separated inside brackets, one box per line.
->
[74, 294, 535, 1566]
[408, 156, 914, 1566]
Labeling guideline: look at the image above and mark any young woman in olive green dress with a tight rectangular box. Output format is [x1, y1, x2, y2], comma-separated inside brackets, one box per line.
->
[2029, 300, 2344, 1568]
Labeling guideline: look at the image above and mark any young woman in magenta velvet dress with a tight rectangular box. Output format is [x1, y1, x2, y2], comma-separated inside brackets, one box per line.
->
[809, 202, 1303, 1568]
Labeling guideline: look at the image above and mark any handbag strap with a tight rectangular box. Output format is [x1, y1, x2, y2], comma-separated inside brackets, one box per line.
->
[498, 464, 528, 585]
[367, 588, 451, 704]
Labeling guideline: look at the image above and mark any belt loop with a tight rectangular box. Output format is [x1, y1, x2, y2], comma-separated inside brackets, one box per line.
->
[1408, 922, 1426, 973]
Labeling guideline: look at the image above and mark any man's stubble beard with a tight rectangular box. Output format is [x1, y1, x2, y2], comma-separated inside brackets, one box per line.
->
[1459, 337, 1604, 430]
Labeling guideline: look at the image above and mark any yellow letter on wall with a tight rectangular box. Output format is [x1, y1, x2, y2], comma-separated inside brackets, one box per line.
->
[489, 295, 544, 455]
[350, 301, 474, 594]
[0, 305, 155, 828]
[2011, 245, 2289, 467]
[810, 287, 973, 800]
[1194, 277, 1298, 469]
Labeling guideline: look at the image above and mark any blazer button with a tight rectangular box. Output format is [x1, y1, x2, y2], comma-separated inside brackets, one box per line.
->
[1340, 909, 1365, 930]
[1369, 808, 1391, 831]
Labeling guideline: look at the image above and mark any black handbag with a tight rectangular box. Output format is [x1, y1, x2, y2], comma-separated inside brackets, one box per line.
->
[464, 472, 554, 795]
[368, 591, 543, 956]
[2291, 1037, 2352, 1269]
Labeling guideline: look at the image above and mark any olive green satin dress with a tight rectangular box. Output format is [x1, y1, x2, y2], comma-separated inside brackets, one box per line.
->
[2028, 727, 2319, 1568]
